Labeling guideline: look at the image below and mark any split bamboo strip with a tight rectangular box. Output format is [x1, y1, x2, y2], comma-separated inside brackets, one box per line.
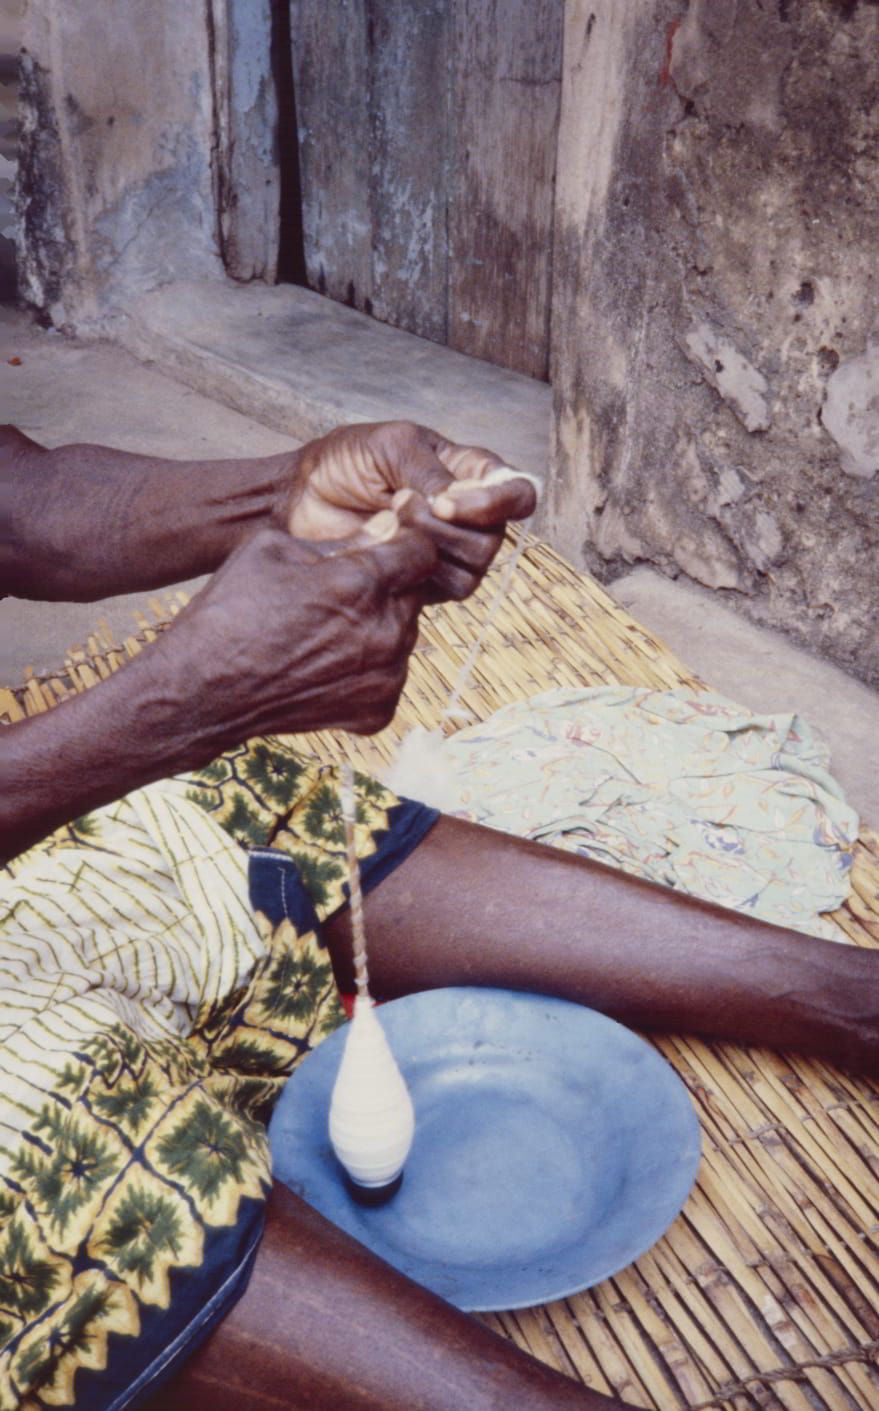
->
[3, 530, 877, 1410]
[539, 1301, 636, 1396]
[624, 1247, 763, 1407]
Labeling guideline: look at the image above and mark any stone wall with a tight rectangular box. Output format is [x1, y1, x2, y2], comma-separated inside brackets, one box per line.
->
[548, 0, 879, 685]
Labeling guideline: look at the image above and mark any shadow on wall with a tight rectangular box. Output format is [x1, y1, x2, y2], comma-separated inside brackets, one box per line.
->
[0, 41, 17, 303]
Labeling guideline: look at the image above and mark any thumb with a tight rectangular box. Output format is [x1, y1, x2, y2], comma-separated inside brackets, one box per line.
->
[318, 507, 405, 555]
[289, 508, 403, 560]
[340, 517, 440, 596]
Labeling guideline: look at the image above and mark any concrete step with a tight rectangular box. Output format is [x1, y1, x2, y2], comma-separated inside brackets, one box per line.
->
[0, 307, 298, 681]
[613, 567, 878, 826]
[115, 278, 552, 483]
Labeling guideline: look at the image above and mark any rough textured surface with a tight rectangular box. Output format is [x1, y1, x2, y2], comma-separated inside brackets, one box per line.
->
[0, 3, 22, 300]
[12, 0, 878, 686]
[113, 278, 552, 479]
[212, 0, 280, 282]
[290, 0, 562, 379]
[821, 340, 879, 478]
[548, 0, 879, 686]
[3, 304, 876, 827]
[16, 0, 223, 327]
[110, 279, 550, 479]
[13, 0, 281, 327]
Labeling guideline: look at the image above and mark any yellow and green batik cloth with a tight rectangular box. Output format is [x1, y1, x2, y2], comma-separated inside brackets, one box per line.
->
[0, 739, 438, 1411]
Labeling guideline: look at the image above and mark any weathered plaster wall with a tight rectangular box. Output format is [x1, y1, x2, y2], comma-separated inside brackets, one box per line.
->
[16, 0, 278, 329]
[548, 0, 879, 686]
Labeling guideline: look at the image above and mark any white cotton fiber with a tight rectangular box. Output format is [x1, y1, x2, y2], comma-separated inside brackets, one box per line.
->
[384, 727, 464, 812]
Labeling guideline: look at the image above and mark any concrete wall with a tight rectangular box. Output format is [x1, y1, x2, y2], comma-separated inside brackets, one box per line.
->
[548, 0, 879, 686]
[15, 0, 277, 328]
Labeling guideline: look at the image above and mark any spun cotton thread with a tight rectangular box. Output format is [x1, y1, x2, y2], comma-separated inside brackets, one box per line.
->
[386, 481, 539, 808]
[331, 472, 539, 1190]
[340, 759, 370, 1000]
[332, 760, 415, 1193]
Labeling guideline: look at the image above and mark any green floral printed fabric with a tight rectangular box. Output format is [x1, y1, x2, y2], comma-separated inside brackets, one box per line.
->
[402, 687, 858, 940]
[0, 738, 432, 1410]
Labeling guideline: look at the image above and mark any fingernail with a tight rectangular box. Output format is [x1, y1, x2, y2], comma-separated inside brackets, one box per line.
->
[428, 478, 483, 519]
[428, 492, 457, 520]
[391, 487, 414, 510]
[483, 466, 543, 496]
[445, 476, 484, 494]
[362, 509, 399, 542]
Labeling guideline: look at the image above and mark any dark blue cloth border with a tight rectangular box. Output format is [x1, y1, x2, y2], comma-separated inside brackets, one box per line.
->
[82, 1197, 266, 1411]
[349, 797, 441, 904]
[247, 797, 440, 926]
[247, 850, 323, 933]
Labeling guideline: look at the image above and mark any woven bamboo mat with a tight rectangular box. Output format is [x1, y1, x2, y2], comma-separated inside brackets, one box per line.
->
[3, 530, 878, 1410]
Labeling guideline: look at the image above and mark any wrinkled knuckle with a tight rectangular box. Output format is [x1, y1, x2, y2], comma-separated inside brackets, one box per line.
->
[387, 418, 420, 439]
[369, 615, 404, 666]
[245, 526, 290, 567]
[443, 571, 479, 603]
[333, 555, 371, 600]
[386, 418, 437, 454]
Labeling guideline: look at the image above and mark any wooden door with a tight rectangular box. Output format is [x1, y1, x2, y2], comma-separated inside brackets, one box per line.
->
[289, 0, 563, 381]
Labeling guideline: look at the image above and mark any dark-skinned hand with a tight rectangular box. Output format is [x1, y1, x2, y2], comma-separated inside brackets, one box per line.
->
[285, 420, 538, 602]
[152, 516, 438, 747]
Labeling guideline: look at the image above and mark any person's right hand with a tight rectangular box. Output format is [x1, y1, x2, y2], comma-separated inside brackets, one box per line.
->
[284, 420, 537, 604]
[152, 517, 438, 750]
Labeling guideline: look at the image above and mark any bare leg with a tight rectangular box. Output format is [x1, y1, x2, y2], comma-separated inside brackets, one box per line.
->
[148, 1183, 626, 1411]
[326, 817, 878, 1073]
[149, 816, 876, 1411]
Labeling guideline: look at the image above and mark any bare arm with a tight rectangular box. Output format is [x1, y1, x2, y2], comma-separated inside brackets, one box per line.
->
[0, 420, 536, 603]
[0, 525, 437, 862]
[0, 417, 536, 861]
[0, 424, 298, 600]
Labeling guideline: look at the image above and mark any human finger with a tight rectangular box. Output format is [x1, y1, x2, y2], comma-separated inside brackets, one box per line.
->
[433, 437, 507, 480]
[315, 508, 404, 557]
[427, 464, 540, 526]
[388, 487, 504, 600]
[342, 519, 440, 598]
[392, 430, 522, 512]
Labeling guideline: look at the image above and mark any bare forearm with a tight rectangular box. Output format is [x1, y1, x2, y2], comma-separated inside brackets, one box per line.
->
[1, 523, 440, 863]
[0, 648, 220, 862]
[0, 425, 299, 600]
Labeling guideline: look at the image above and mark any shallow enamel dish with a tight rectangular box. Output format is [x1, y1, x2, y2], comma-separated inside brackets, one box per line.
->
[269, 987, 701, 1311]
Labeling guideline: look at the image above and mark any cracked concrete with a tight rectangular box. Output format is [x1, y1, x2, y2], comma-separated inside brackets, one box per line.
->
[549, 0, 879, 691]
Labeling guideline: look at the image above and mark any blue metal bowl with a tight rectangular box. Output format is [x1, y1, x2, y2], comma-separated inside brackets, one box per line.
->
[269, 987, 701, 1311]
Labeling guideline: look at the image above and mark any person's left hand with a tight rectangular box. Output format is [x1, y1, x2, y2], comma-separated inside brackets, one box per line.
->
[285, 421, 538, 601]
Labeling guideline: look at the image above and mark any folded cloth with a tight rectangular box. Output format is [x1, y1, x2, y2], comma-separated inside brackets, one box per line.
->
[389, 687, 858, 941]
